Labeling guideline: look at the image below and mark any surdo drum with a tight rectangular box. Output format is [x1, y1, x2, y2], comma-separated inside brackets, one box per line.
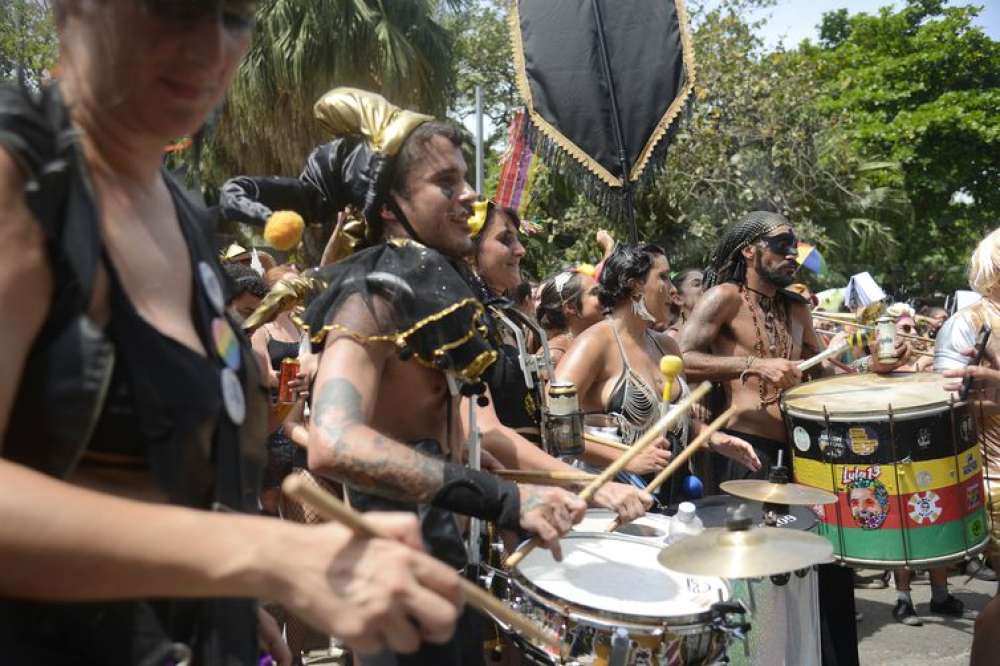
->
[782, 372, 990, 566]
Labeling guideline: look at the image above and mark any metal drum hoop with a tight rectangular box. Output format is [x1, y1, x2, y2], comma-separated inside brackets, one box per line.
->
[508, 533, 730, 633]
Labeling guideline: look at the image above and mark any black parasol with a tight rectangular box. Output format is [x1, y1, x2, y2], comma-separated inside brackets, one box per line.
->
[509, 0, 696, 240]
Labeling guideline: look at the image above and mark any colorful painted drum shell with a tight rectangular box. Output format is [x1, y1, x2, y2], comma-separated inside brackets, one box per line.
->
[786, 406, 978, 465]
[783, 374, 990, 566]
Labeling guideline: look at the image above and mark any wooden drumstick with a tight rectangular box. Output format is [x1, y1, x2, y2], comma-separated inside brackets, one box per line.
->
[494, 470, 597, 484]
[605, 405, 741, 532]
[281, 475, 561, 652]
[504, 381, 712, 568]
[583, 431, 630, 451]
[797, 331, 868, 372]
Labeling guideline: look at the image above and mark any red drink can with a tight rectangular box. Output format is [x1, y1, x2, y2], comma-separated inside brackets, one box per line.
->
[278, 357, 300, 403]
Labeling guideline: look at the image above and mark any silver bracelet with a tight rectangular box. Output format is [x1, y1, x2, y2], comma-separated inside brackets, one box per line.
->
[851, 355, 872, 373]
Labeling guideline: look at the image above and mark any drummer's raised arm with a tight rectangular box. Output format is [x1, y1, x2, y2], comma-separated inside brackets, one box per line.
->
[679, 284, 748, 382]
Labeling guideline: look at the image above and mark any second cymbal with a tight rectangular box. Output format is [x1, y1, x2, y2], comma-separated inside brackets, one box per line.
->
[658, 525, 833, 578]
[721, 479, 837, 506]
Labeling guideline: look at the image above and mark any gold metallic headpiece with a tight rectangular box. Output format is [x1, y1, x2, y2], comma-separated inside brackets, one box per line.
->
[242, 274, 327, 334]
[313, 87, 434, 156]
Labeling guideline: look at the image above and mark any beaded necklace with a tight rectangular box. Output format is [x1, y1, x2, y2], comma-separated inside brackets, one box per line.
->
[743, 285, 791, 406]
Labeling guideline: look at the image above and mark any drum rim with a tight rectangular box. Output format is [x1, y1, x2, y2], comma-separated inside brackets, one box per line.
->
[827, 534, 990, 568]
[780, 372, 965, 420]
[509, 532, 730, 630]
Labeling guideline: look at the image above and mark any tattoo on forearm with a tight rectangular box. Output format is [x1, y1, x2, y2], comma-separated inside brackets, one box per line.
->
[519, 486, 546, 516]
[312, 378, 445, 503]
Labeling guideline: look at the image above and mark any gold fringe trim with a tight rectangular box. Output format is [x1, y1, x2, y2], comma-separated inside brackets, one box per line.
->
[508, 0, 698, 187]
[310, 298, 497, 383]
[508, 3, 623, 188]
[629, 0, 697, 182]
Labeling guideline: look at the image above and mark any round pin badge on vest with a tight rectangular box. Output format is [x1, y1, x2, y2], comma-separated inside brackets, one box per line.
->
[212, 317, 242, 371]
[220, 367, 246, 425]
[198, 261, 226, 315]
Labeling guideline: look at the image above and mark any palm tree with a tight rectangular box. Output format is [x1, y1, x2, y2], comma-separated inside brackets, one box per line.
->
[200, 0, 456, 186]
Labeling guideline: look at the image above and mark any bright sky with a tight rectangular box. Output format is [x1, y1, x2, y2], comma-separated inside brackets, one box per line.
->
[746, 0, 1000, 49]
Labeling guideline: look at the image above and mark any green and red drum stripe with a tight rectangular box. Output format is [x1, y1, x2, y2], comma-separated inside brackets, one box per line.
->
[812, 473, 986, 530]
[816, 507, 990, 563]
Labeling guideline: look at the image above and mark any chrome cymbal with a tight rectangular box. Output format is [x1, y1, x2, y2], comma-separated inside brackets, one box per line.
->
[721, 479, 837, 506]
[658, 525, 833, 578]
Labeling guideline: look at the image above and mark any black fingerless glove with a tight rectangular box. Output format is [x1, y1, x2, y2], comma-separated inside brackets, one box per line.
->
[431, 463, 521, 530]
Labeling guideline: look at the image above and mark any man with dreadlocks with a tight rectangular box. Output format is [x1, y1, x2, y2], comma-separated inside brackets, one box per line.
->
[680, 211, 821, 474]
[681, 211, 907, 666]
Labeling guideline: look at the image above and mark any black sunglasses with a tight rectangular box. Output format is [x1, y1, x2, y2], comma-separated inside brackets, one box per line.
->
[758, 232, 799, 257]
[138, 0, 257, 31]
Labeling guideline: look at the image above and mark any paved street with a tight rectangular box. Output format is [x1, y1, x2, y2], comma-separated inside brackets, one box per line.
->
[856, 568, 993, 666]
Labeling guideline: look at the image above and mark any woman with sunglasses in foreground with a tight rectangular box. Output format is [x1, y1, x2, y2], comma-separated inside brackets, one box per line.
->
[0, 2, 462, 664]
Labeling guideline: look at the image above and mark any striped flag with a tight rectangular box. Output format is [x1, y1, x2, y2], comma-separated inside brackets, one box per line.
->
[495, 109, 539, 216]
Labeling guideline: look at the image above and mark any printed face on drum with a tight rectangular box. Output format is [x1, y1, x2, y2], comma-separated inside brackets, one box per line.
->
[849, 481, 889, 530]
[744, 225, 798, 288]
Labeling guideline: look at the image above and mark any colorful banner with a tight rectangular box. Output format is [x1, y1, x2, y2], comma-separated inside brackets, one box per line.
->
[495, 109, 538, 217]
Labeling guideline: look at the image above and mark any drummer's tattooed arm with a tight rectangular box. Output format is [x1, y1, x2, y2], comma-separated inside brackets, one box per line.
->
[679, 284, 747, 382]
[311, 377, 445, 503]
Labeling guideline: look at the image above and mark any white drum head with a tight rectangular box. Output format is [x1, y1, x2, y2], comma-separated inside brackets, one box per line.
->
[515, 533, 728, 620]
[782, 372, 956, 419]
[572, 509, 672, 540]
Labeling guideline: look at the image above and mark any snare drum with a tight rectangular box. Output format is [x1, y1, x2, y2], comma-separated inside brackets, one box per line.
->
[571, 509, 673, 541]
[693, 495, 821, 666]
[782, 372, 990, 567]
[506, 532, 731, 665]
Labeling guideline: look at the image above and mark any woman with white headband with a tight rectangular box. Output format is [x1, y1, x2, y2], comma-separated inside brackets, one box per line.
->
[536, 266, 603, 365]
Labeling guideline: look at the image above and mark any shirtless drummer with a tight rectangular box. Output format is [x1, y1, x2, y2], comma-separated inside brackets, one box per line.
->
[680, 211, 907, 666]
[680, 211, 822, 479]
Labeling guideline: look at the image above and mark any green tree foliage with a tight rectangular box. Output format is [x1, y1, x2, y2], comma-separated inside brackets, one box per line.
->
[814, 0, 1000, 293]
[198, 0, 458, 186]
[442, 0, 518, 149]
[0, 0, 57, 85]
[493, 0, 997, 298]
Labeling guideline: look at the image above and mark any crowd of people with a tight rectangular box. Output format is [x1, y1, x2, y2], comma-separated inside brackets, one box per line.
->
[2, 3, 999, 666]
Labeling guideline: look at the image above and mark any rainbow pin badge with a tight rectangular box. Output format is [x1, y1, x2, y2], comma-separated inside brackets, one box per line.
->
[212, 317, 242, 371]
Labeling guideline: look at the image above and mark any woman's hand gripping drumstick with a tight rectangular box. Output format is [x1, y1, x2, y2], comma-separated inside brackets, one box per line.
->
[504, 378, 712, 568]
[605, 404, 742, 533]
[281, 475, 562, 652]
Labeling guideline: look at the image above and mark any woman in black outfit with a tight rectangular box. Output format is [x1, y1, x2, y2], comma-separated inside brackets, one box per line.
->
[0, 2, 462, 664]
